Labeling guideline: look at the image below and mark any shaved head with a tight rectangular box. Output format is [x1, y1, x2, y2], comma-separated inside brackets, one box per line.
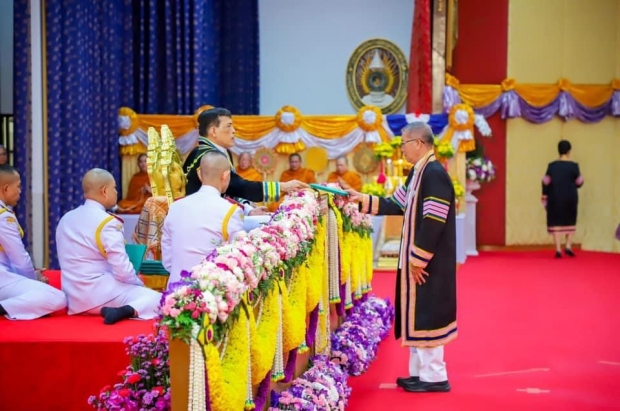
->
[82, 168, 118, 209]
[82, 168, 115, 195]
[198, 151, 232, 192]
[0, 164, 21, 206]
[238, 152, 252, 170]
[0, 164, 19, 184]
[335, 156, 348, 174]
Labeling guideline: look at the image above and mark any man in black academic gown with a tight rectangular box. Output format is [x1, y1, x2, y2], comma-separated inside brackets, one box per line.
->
[183, 108, 309, 213]
[348, 122, 457, 393]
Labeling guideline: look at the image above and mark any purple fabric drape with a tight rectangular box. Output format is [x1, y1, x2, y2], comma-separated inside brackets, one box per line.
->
[443, 85, 620, 124]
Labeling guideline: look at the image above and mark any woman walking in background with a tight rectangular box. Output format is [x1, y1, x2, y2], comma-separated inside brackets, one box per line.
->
[542, 140, 584, 258]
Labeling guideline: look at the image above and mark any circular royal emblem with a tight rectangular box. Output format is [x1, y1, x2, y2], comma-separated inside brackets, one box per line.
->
[346, 38, 408, 115]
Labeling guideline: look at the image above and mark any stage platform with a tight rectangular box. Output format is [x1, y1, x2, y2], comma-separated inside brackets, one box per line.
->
[0, 272, 156, 411]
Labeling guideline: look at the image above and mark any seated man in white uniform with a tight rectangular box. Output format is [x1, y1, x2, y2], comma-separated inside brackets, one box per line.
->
[0, 165, 66, 319]
[162, 151, 245, 287]
[56, 168, 161, 324]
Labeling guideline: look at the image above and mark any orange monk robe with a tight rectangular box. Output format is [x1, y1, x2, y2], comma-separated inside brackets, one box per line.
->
[326, 171, 363, 192]
[235, 166, 263, 182]
[268, 168, 317, 212]
[117, 171, 152, 214]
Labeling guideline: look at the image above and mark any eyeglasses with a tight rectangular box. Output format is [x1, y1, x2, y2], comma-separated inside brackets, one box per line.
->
[400, 139, 424, 147]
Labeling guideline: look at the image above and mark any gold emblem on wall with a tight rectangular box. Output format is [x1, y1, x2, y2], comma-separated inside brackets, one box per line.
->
[346, 39, 408, 115]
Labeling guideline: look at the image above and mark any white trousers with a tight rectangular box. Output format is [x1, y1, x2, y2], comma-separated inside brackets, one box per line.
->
[408, 346, 448, 382]
[84, 286, 161, 320]
[0, 271, 67, 320]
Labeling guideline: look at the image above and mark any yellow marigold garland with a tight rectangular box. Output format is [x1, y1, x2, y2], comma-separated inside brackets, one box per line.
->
[327, 196, 345, 286]
[365, 236, 374, 292]
[315, 221, 331, 355]
[252, 287, 279, 386]
[340, 231, 352, 286]
[271, 282, 285, 382]
[305, 218, 326, 313]
[220, 310, 250, 411]
[350, 233, 362, 300]
[203, 343, 226, 411]
[282, 268, 307, 354]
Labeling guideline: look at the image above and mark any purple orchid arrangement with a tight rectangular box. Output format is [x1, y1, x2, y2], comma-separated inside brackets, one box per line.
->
[330, 297, 394, 376]
[269, 356, 351, 411]
[88, 328, 171, 411]
[466, 156, 496, 184]
[270, 297, 394, 410]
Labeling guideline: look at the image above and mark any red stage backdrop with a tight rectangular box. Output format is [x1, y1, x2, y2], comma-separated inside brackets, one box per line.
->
[451, 0, 509, 246]
[406, 0, 432, 112]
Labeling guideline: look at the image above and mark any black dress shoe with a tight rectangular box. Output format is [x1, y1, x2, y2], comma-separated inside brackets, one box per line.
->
[555, 251, 562, 258]
[565, 248, 575, 257]
[396, 376, 420, 387]
[402, 380, 451, 392]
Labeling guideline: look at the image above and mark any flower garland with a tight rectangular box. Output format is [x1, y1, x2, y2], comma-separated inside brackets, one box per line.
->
[364, 236, 374, 293]
[161, 189, 320, 341]
[252, 285, 280, 386]
[201, 338, 225, 411]
[220, 303, 252, 411]
[282, 266, 308, 355]
[273, 279, 291, 382]
[315, 220, 332, 355]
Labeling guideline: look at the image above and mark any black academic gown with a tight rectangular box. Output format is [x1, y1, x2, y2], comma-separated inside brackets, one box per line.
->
[183, 137, 281, 203]
[360, 152, 457, 348]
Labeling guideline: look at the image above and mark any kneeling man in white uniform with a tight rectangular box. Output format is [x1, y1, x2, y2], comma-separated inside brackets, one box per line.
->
[162, 151, 245, 287]
[56, 168, 160, 324]
[0, 165, 67, 319]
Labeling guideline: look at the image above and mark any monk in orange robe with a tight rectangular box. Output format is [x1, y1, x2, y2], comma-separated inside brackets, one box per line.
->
[235, 152, 263, 182]
[326, 156, 362, 191]
[117, 153, 152, 214]
[268, 153, 317, 211]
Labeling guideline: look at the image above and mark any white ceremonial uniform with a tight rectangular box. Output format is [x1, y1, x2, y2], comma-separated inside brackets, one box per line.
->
[0, 200, 66, 319]
[162, 185, 245, 287]
[56, 199, 160, 318]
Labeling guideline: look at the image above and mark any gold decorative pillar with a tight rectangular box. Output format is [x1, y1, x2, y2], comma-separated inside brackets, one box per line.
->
[434, 0, 466, 205]
[432, 0, 447, 113]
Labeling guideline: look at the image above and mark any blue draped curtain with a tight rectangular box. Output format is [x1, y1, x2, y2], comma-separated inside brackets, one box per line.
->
[128, 0, 259, 114]
[14, 0, 259, 267]
[13, 0, 33, 251]
[45, 0, 133, 268]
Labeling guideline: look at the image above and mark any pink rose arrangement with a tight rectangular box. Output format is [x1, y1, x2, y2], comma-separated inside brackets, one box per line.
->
[160, 189, 320, 338]
[320, 183, 373, 237]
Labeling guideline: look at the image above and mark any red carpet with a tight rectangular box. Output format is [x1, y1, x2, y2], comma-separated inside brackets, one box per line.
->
[2, 253, 619, 410]
[348, 251, 620, 411]
[0, 271, 155, 411]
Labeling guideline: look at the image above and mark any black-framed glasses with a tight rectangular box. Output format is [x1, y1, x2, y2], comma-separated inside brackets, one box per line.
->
[400, 138, 423, 147]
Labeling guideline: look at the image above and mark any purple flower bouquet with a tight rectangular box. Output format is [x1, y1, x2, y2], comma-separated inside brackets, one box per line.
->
[271, 297, 394, 410]
[88, 328, 171, 411]
[466, 156, 496, 184]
